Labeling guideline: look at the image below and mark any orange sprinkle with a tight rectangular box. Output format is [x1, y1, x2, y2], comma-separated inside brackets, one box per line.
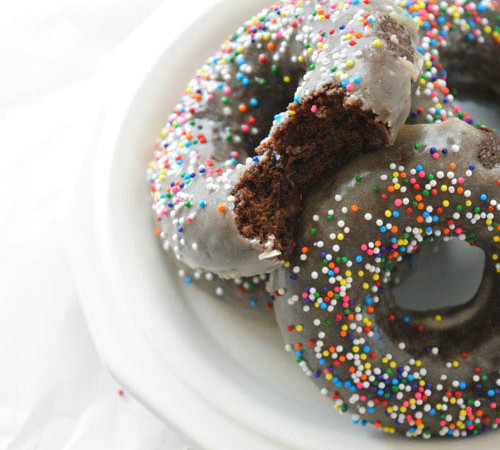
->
[217, 204, 226, 212]
[351, 204, 359, 212]
[457, 187, 464, 194]
[449, 162, 457, 170]
[154, 228, 161, 236]
[239, 104, 247, 112]
[301, 246, 309, 254]
[267, 42, 275, 50]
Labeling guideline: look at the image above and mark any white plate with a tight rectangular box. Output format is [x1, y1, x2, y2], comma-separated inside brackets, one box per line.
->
[66, 1, 499, 448]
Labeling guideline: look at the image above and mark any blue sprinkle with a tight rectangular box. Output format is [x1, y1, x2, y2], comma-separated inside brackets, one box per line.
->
[250, 98, 258, 107]
[198, 200, 206, 207]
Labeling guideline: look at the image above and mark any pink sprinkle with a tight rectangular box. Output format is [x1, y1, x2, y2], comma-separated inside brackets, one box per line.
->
[418, 170, 426, 178]
[311, 104, 318, 113]
[231, 151, 239, 157]
[361, 244, 368, 251]
[432, 153, 439, 159]
[457, 177, 464, 184]
[455, 227, 463, 235]
[223, 87, 231, 95]
[241, 124, 250, 132]
[394, 199, 402, 207]
[346, 83, 354, 92]
[172, 186, 179, 194]
[186, 217, 192, 223]
[207, 94, 214, 101]
[277, 31, 283, 39]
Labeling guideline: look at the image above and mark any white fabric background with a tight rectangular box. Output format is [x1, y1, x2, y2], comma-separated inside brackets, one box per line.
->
[0, 1, 200, 448]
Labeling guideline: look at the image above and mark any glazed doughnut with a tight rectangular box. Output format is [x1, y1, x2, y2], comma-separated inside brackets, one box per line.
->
[272, 119, 500, 437]
[148, 0, 423, 278]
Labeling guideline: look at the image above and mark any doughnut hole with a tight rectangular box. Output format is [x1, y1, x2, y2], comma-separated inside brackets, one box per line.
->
[452, 81, 500, 129]
[393, 239, 485, 312]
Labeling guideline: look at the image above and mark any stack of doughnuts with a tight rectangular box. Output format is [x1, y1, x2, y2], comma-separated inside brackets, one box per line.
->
[148, 0, 500, 438]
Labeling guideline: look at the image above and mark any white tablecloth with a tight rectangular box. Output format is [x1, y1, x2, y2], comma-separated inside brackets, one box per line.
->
[0, 1, 199, 448]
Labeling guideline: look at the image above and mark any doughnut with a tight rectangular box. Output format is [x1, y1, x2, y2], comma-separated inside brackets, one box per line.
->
[272, 119, 500, 438]
[148, 0, 423, 278]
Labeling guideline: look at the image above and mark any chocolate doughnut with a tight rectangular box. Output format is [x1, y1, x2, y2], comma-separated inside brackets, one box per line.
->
[148, 0, 422, 278]
[272, 119, 500, 437]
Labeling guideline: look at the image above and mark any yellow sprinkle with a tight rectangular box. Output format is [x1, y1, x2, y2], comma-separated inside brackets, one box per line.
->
[345, 59, 354, 68]
[442, 200, 449, 207]
[283, 76, 291, 83]
[452, 360, 459, 368]
[337, 233, 344, 241]
[372, 39, 381, 48]
[435, 314, 442, 322]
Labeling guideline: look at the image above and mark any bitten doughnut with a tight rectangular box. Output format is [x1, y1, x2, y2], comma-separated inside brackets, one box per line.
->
[148, 0, 422, 278]
[272, 119, 500, 438]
